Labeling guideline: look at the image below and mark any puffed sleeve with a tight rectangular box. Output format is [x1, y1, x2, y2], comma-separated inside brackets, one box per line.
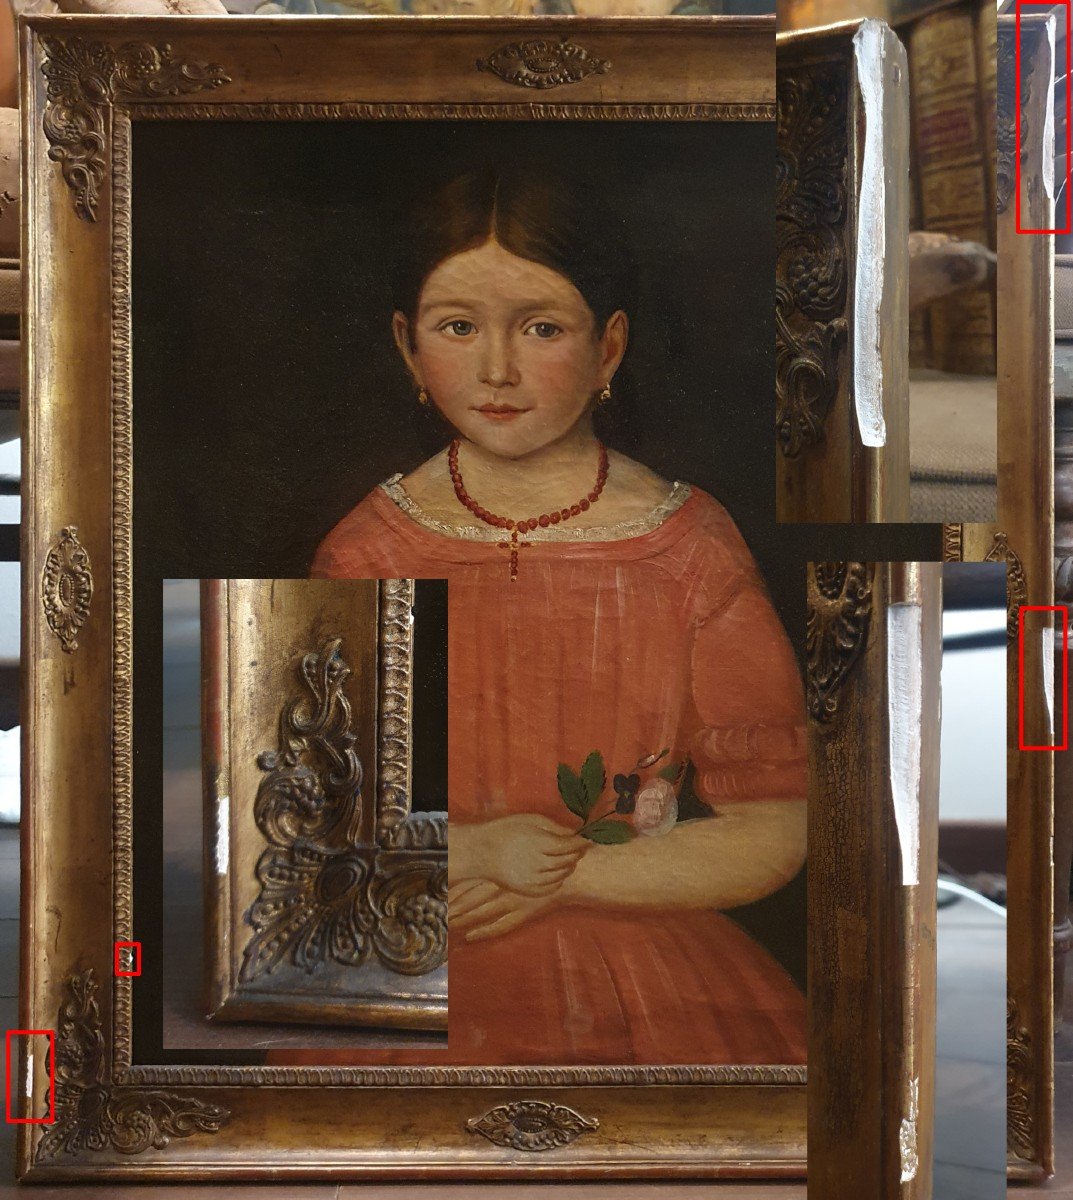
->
[309, 534, 348, 579]
[688, 568, 807, 807]
[308, 490, 406, 579]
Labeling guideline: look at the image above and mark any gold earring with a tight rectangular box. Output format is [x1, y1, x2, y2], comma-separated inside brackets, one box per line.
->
[597, 383, 612, 405]
[418, 386, 430, 407]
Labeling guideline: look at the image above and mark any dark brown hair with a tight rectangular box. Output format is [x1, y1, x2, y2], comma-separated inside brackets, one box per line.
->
[393, 165, 634, 331]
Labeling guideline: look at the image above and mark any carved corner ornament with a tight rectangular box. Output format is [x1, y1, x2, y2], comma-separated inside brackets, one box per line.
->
[41, 525, 92, 653]
[466, 1100, 600, 1151]
[1007, 995, 1034, 1161]
[806, 562, 875, 723]
[476, 39, 610, 89]
[984, 531, 1028, 638]
[34, 970, 228, 1163]
[241, 636, 446, 983]
[39, 36, 230, 222]
[775, 64, 848, 458]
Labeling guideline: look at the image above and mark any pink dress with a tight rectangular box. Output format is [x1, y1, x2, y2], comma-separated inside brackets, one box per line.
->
[306, 475, 806, 1065]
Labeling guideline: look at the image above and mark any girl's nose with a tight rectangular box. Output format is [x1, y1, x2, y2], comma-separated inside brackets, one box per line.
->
[478, 331, 520, 388]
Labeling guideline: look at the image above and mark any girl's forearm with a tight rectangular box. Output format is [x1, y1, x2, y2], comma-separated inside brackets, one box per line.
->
[558, 799, 806, 910]
[446, 823, 485, 884]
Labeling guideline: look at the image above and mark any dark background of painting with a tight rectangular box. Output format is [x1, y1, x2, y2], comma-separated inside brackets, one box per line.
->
[410, 579, 448, 812]
[130, 118, 940, 1063]
[132, 119, 786, 576]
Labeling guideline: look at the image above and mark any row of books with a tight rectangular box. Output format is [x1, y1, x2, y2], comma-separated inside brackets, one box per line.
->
[906, 0, 997, 375]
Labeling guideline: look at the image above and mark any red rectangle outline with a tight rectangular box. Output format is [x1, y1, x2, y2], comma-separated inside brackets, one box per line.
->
[114, 940, 142, 977]
[1017, 0, 1072, 234]
[1018, 605, 1069, 750]
[4, 1030, 55, 1124]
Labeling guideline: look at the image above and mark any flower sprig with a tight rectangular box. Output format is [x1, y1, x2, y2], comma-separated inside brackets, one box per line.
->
[556, 748, 686, 844]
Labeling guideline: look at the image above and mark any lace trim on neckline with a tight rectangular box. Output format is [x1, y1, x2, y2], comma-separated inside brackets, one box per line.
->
[379, 475, 693, 544]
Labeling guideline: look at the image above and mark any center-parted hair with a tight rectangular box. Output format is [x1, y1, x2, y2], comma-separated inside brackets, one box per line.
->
[393, 165, 635, 331]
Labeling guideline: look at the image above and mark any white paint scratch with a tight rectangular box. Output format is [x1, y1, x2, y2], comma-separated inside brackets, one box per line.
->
[900, 1077, 919, 1182]
[888, 603, 922, 886]
[1043, 625, 1055, 739]
[1045, 17, 1056, 199]
[215, 794, 230, 876]
[852, 19, 888, 448]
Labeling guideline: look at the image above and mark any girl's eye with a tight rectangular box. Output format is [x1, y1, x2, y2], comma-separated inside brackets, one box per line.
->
[525, 322, 563, 339]
[441, 320, 476, 337]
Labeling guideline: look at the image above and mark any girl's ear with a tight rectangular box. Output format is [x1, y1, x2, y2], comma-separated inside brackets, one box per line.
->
[392, 311, 421, 384]
[599, 310, 629, 382]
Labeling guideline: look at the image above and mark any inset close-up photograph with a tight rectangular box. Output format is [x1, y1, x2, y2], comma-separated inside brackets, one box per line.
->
[164, 577, 448, 1049]
[777, 0, 1000, 525]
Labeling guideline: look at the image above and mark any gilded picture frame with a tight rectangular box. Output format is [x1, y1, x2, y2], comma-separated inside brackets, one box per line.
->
[19, 14, 937, 1183]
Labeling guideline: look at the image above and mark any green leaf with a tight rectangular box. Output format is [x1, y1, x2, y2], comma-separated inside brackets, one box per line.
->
[579, 750, 606, 817]
[556, 763, 587, 819]
[658, 761, 685, 783]
[581, 818, 636, 845]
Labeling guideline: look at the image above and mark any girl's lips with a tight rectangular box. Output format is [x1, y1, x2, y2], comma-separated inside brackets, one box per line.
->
[473, 404, 532, 421]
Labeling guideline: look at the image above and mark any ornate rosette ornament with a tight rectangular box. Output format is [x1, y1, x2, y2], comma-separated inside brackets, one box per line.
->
[476, 39, 610, 89]
[41, 525, 93, 653]
[241, 637, 447, 982]
[775, 64, 848, 458]
[983, 531, 1028, 638]
[34, 971, 228, 1163]
[806, 562, 875, 723]
[466, 1100, 600, 1151]
[39, 36, 230, 221]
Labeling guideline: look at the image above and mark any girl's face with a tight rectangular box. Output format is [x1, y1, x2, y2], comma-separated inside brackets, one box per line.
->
[393, 238, 627, 460]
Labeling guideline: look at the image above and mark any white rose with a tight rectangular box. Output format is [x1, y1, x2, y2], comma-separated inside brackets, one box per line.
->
[633, 778, 678, 837]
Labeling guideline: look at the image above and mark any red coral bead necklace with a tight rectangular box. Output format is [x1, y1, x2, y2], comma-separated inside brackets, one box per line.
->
[448, 437, 610, 582]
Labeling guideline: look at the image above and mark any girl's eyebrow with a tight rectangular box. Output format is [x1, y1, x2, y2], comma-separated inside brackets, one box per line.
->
[512, 301, 572, 314]
[420, 298, 570, 315]
[420, 299, 482, 314]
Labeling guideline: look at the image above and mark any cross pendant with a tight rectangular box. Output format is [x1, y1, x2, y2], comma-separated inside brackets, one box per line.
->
[496, 527, 532, 582]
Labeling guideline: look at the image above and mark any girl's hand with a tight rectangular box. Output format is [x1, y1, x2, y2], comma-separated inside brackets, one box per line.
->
[448, 879, 557, 943]
[465, 813, 590, 897]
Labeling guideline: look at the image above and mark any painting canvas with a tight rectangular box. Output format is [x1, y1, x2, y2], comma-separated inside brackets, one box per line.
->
[131, 116, 814, 1067]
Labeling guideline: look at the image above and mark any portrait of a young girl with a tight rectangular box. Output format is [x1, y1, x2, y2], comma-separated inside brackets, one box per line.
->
[132, 115, 805, 1066]
[309, 164, 807, 1066]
